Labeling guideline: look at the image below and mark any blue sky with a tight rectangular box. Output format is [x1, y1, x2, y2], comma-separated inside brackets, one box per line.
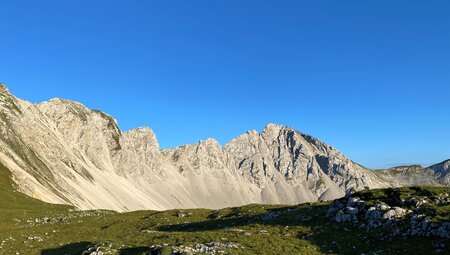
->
[0, 1, 449, 169]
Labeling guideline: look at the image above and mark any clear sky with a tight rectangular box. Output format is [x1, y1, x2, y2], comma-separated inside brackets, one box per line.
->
[0, 1, 449, 169]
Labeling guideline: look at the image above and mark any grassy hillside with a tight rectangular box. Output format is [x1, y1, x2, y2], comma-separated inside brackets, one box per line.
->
[0, 164, 72, 226]
[0, 165, 449, 255]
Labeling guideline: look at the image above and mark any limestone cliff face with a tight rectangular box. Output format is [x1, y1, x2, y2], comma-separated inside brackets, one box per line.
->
[224, 124, 388, 201]
[0, 84, 447, 211]
[429, 160, 450, 184]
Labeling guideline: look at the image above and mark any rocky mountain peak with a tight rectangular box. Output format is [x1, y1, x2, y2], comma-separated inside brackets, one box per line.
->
[45, 97, 89, 109]
[38, 98, 121, 134]
[0, 84, 448, 212]
[38, 98, 90, 121]
[199, 137, 221, 148]
[126, 126, 155, 135]
[123, 127, 160, 151]
[261, 123, 289, 140]
[0, 83, 11, 94]
[435, 160, 450, 169]
[429, 160, 450, 179]
[244, 129, 259, 136]
[0, 84, 19, 102]
[263, 122, 284, 132]
[0, 85, 22, 118]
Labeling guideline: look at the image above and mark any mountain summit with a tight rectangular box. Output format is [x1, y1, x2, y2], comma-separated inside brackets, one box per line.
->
[0, 84, 447, 211]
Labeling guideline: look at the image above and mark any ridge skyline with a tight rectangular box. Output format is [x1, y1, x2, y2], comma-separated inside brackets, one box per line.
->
[1, 0, 449, 173]
[0, 81, 448, 212]
[1, 83, 447, 170]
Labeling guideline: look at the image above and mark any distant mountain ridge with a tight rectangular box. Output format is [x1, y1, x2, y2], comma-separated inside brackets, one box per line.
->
[0, 84, 448, 211]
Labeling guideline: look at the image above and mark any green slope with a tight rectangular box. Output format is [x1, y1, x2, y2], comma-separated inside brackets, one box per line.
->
[0, 164, 72, 225]
[0, 164, 449, 255]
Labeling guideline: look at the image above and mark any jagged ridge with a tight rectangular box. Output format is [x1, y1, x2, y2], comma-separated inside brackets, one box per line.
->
[0, 84, 447, 211]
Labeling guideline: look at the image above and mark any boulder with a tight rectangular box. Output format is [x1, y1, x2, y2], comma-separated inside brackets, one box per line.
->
[383, 207, 410, 220]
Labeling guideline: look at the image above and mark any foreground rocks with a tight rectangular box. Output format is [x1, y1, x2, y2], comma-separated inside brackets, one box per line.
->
[148, 242, 240, 255]
[80, 242, 240, 255]
[326, 189, 450, 239]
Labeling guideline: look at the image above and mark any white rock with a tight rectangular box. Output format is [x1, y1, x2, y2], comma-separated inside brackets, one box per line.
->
[0, 84, 446, 211]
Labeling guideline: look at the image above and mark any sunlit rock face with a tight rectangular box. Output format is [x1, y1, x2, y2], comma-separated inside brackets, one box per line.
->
[0, 84, 447, 211]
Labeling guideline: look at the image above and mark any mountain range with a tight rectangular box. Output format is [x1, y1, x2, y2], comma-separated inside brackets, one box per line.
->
[0, 84, 448, 212]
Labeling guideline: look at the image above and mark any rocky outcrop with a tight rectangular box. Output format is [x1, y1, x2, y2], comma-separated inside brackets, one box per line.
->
[0, 83, 448, 211]
[327, 189, 450, 239]
[148, 242, 240, 255]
